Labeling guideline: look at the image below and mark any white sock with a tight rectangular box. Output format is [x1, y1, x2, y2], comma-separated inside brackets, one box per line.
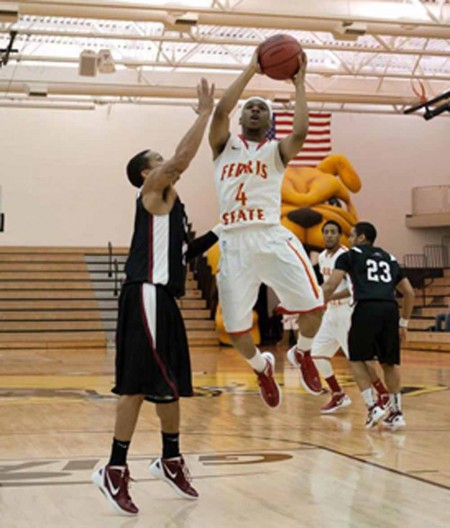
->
[246, 349, 266, 373]
[314, 358, 333, 379]
[362, 388, 376, 408]
[390, 393, 402, 412]
[297, 335, 314, 352]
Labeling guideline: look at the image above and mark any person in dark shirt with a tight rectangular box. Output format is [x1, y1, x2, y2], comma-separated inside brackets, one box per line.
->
[92, 78, 215, 516]
[322, 222, 415, 431]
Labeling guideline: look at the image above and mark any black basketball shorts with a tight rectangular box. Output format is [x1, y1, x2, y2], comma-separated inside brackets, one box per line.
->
[112, 282, 193, 403]
[348, 300, 400, 365]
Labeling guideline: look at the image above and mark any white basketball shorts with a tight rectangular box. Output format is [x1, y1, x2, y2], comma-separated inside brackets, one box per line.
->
[312, 303, 353, 358]
[216, 224, 324, 333]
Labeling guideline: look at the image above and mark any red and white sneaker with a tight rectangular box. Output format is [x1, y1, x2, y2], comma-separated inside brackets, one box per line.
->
[365, 404, 388, 430]
[383, 410, 406, 431]
[321, 392, 352, 414]
[92, 465, 138, 516]
[287, 346, 322, 395]
[377, 393, 390, 409]
[253, 352, 281, 408]
[149, 456, 199, 500]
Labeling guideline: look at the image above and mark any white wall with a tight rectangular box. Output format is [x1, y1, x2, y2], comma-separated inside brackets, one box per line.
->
[0, 104, 448, 261]
[0, 104, 218, 247]
[332, 113, 450, 259]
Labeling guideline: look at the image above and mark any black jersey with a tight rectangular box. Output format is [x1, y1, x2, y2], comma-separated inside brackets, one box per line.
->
[335, 245, 405, 302]
[124, 195, 189, 298]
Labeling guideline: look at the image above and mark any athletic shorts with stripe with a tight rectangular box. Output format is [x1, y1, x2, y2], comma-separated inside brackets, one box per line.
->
[112, 282, 193, 403]
[216, 224, 324, 334]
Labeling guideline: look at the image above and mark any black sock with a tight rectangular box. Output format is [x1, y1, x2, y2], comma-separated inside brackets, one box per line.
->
[162, 432, 180, 459]
[109, 437, 130, 466]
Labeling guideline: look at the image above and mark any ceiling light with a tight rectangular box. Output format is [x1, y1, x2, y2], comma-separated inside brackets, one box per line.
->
[97, 49, 116, 74]
[26, 83, 48, 97]
[164, 12, 198, 32]
[79, 50, 97, 77]
[332, 21, 367, 41]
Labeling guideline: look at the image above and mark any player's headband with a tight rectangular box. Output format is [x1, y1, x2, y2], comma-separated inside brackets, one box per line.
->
[241, 97, 273, 119]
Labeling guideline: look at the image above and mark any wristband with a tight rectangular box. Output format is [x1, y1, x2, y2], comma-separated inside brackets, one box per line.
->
[399, 318, 409, 328]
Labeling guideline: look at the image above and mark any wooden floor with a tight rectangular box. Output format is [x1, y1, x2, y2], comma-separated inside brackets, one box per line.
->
[0, 345, 449, 528]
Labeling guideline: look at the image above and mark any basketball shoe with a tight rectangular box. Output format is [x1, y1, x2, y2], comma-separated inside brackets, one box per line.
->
[365, 404, 388, 429]
[377, 392, 390, 409]
[287, 346, 322, 395]
[149, 456, 199, 500]
[383, 410, 406, 431]
[253, 351, 281, 408]
[91, 465, 138, 516]
[321, 392, 352, 414]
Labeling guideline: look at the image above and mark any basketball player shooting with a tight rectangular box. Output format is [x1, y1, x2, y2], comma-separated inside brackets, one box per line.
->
[208, 45, 324, 408]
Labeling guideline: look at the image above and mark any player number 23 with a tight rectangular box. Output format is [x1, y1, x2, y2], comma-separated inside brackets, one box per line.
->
[366, 259, 392, 283]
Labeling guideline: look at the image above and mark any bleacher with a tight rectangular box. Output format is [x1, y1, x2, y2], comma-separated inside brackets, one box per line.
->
[403, 241, 450, 352]
[1, 238, 449, 352]
[0, 246, 218, 349]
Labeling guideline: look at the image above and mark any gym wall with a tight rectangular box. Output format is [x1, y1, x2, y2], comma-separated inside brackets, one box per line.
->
[0, 104, 448, 261]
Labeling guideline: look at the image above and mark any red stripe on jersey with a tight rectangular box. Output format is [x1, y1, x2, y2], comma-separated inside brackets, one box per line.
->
[256, 138, 269, 150]
[238, 135, 249, 149]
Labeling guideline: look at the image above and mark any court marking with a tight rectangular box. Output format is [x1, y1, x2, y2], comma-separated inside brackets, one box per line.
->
[1, 440, 449, 491]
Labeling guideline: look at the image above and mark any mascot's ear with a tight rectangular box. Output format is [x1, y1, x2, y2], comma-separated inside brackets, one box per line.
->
[316, 154, 361, 193]
[287, 208, 322, 228]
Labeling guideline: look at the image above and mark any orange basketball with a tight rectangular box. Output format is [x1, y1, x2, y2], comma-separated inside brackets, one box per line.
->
[258, 34, 303, 81]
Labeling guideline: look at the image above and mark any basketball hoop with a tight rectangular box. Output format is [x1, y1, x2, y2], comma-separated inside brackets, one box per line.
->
[411, 80, 427, 104]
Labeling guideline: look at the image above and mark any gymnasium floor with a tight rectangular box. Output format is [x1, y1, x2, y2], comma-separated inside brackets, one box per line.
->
[0, 345, 449, 528]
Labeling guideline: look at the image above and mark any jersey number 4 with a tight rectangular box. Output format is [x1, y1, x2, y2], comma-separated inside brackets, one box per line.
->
[366, 259, 392, 283]
[235, 183, 248, 206]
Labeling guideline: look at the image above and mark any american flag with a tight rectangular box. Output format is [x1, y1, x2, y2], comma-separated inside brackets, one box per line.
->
[266, 111, 332, 166]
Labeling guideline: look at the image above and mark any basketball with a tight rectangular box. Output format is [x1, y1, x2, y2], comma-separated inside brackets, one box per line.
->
[258, 34, 303, 80]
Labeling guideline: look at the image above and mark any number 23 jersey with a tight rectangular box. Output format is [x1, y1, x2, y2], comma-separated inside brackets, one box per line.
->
[335, 245, 405, 302]
[214, 135, 284, 230]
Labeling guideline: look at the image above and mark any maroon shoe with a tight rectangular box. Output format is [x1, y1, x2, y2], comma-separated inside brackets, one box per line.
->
[365, 404, 388, 430]
[253, 352, 281, 408]
[383, 410, 406, 430]
[149, 456, 199, 500]
[321, 392, 352, 414]
[92, 465, 138, 516]
[287, 346, 322, 395]
[377, 392, 390, 409]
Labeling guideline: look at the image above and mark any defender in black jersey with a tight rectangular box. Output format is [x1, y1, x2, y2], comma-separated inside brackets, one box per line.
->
[322, 222, 415, 431]
[92, 79, 215, 515]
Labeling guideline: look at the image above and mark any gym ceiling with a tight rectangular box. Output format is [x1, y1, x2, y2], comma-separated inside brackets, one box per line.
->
[0, 0, 449, 114]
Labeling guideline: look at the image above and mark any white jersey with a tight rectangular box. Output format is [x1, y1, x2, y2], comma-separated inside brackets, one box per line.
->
[214, 135, 284, 231]
[319, 246, 352, 306]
